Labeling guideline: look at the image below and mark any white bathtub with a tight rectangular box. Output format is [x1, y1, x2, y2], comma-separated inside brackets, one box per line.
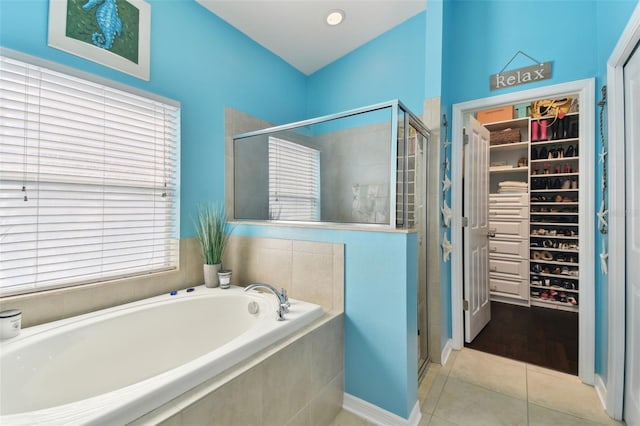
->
[0, 285, 324, 425]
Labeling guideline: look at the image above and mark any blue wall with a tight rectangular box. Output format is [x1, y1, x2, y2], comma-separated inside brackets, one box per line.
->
[0, 0, 308, 238]
[233, 224, 418, 418]
[307, 12, 426, 117]
[592, 0, 638, 384]
[0, 1, 425, 420]
[3, 0, 637, 419]
[259, 13, 428, 418]
[437, 0, 637, 376]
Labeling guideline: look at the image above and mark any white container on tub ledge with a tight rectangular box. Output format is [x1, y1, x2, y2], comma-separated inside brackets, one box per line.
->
[0, 309, 21, 339]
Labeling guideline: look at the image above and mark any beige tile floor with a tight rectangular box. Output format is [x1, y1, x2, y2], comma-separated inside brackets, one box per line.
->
[329, 348, 623, 426]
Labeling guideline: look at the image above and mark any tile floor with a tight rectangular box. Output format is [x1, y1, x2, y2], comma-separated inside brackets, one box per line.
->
[329, 348, 622, 426]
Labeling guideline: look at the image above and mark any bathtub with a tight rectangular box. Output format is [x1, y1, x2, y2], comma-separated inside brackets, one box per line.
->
[0, 285, 324, 425]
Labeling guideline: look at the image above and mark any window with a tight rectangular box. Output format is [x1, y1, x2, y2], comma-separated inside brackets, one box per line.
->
[0, 54, 180, 296]
[268, 137, 320, 221]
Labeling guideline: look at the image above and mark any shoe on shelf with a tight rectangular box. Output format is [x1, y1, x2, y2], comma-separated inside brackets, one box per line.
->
[531, 120, 540, 142]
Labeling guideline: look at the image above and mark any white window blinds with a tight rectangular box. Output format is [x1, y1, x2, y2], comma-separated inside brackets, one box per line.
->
[0, 55, 180, 296]
[268, 137, 320, 221]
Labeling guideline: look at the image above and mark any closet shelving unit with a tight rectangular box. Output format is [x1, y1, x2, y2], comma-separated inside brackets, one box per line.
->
[485, 108, 580, 312]
[528, 111, 580, 312]
[487, 116, 530, 306]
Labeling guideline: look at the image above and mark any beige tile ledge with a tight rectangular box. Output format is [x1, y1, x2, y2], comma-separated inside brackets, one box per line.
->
[0, 238, 204, 328]
[229, 220, 418, 234]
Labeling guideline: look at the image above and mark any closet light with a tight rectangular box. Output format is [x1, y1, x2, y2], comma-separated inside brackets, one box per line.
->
[326, 9, 345, 26]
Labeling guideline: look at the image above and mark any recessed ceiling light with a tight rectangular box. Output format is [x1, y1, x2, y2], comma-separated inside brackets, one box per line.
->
[326, 9, 345, 26]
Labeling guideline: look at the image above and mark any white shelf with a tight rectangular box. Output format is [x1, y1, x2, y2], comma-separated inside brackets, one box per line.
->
[530, 298, 579, 312]
[490, 141, 529, 152]
[484, 117, 530, 130]
[490, 166, 528, 173]
[530, 284, 579, 293]
[530, 137, 579, 147]
[530, 247, 579, 253]
[530, 156, 579, 163]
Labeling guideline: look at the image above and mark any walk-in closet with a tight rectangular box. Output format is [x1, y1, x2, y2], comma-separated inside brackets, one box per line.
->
[461, 87, 590, 376]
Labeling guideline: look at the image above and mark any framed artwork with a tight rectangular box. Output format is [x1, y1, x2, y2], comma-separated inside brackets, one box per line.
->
[48, 0, 150, 80]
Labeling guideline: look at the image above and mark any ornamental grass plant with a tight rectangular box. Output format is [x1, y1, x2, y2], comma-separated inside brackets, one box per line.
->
[193, 203, 230, 265]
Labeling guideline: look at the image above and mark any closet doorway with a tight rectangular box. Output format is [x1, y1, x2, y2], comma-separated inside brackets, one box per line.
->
[450, 79, 596, 383]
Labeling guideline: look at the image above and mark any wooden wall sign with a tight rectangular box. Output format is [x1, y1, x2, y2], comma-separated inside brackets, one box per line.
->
[490, 61, 552, 91]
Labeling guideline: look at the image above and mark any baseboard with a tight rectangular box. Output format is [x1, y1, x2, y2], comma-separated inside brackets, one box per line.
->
[595, 374, 608, 412]
[441, 339, 453, 366]
[343, 393, 422, 426]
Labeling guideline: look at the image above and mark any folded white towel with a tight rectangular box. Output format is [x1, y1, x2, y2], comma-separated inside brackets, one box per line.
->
[499, 181, 528, 188]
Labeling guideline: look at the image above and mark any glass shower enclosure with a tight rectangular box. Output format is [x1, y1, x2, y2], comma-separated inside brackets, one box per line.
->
[233, 100, 431, 229]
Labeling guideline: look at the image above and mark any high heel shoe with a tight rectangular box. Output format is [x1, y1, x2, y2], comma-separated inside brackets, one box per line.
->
[539, 146, 548, 159]
[565, 145, 574, 157]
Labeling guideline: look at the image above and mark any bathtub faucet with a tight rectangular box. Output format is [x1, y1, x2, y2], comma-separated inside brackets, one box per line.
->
[244, 283, 290, 321]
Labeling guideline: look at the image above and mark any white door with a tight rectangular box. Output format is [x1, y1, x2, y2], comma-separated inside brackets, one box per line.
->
[464, 116, 491, 342]
[624, 43, 640, 426]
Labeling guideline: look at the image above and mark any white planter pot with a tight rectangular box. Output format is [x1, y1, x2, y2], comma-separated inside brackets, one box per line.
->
[203, 264, 221, 288]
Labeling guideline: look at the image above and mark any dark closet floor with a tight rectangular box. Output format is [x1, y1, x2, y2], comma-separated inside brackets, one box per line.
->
[465, 301, 578, 375]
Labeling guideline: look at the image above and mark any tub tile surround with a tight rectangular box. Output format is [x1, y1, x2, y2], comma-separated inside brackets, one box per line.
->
[224, 235, 345, 313]
[133, 314, 344, 426]
[1, 235, 344, 328]
[0, 237, 203, 328]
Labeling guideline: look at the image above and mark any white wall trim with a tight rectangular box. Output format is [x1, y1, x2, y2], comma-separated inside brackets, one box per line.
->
[595, 373, 608, 412]
[441, 338, 453, 366]
[605, 1, 640, 420]
[451, 79, 596, 384]
[343, 394, 422, 426]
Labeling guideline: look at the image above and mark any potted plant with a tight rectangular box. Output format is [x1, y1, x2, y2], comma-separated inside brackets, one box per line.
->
[193, 202, 231, 287]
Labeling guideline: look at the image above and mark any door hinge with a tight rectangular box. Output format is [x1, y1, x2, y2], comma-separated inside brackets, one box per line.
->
[463, 300, 469, 311]
[462, 217, 469, 227]
[463, 133, 470, 145]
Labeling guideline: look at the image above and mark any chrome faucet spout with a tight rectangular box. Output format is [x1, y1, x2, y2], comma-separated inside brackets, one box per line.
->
[244, 283, 289, 321]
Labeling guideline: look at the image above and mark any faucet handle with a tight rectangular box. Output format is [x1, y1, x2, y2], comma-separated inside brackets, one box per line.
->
[280, 288, 290, 312]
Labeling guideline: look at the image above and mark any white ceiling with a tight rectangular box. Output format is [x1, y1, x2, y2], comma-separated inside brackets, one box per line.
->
[196, 1, 426, 75]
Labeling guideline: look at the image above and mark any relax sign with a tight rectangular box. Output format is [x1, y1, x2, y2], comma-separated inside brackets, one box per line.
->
[490, 62, 552, 91]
